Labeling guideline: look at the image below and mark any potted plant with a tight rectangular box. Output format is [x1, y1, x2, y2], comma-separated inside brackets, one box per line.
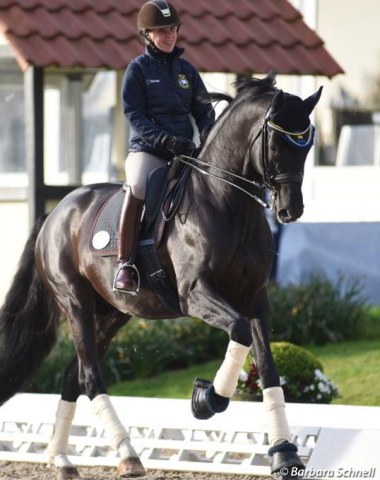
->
[235, 341, 339, 403]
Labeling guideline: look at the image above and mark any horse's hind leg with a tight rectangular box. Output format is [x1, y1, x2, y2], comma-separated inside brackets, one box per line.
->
[48, 349, 146, 478]
[47, 373, 79, 479]
[47, 300, 145, 478]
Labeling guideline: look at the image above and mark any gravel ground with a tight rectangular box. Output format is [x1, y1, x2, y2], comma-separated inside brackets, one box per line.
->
[0, 462, 266, 480]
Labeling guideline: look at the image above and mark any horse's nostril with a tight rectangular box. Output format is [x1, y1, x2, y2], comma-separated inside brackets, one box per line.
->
[277, 209, 291, 223]
[277, 205, 304, 223]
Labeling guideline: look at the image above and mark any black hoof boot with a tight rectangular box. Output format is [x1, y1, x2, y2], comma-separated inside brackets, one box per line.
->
[191, 378, 230, 420]
[268, 441, 305, 479]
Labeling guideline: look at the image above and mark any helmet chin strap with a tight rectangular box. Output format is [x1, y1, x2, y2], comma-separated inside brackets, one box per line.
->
[142, 34, 162, 53]
[141, 30, 154, 45]
[140, 25, 181, 50]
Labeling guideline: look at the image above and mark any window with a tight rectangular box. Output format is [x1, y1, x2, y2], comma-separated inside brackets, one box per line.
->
[0, 61, 25, 183]
[0, 65, 117, 191]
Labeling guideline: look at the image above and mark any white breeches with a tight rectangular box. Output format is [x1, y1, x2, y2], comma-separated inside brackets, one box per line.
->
[125, 151, 166, 200]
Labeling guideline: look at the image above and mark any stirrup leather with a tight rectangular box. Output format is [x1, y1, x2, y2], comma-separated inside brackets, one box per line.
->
[113, 262, 140, 295]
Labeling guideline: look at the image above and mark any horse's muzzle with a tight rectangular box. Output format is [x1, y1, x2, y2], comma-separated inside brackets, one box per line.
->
[277, 205, 304, 224]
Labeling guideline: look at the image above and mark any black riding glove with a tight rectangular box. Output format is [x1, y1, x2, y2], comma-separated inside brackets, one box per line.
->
[161, 135, 196, 157]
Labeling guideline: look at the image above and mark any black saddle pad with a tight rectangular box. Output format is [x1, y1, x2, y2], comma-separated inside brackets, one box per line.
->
[90, 166, 171, 257]
[91, 188, 123, 256]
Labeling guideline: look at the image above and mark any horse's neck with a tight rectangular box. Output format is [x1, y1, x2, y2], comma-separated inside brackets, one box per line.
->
[193, 141, 262, 214]
[189, 95, 271, 220]
[189, 165, 263, 224]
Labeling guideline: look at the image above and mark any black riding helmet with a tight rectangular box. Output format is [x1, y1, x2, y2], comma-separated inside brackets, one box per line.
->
[137, 0, 182, 36]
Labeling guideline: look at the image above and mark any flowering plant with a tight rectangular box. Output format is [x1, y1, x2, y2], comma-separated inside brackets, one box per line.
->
[236, 342, 339, 404]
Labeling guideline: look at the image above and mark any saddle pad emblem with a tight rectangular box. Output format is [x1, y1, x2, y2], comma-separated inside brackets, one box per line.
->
[92, 230, 111, 250]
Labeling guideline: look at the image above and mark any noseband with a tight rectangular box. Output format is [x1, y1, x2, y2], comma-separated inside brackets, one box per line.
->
[177, 101, 315, 209]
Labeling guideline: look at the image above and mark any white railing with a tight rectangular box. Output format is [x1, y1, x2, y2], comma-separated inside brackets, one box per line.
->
[0, 394, 379, 478]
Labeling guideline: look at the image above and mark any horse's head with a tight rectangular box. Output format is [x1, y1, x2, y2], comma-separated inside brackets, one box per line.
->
[251, 86, 322, 223]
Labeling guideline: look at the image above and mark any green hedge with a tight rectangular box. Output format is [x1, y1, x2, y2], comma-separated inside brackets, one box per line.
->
[269, 273, 368, 345]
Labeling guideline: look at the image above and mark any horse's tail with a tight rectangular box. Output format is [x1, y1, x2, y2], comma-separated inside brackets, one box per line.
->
[0, 215, 60, 405]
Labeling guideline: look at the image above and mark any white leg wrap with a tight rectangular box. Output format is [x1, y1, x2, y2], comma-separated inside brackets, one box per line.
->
[263, 386, 292, 446]
[92, 394, 136, 456]
[47, 399, 76, 467]
[213, 340, 251, 398]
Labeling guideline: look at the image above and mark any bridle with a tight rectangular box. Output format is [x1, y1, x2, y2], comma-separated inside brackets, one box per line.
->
[177, 101, 315, 209]
[253, 107, 315, 194]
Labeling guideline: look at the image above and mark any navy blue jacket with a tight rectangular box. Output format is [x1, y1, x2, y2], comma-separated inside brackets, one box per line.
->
[121, 44, 215, 160]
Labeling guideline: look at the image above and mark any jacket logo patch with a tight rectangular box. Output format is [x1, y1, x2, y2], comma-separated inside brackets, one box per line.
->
[178, 74, 190, 89]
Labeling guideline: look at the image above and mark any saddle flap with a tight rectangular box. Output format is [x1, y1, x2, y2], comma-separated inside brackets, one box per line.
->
[144, 165, 170, 229]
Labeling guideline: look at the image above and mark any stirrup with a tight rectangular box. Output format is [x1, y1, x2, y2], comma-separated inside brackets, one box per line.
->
[113, 262, 140, 295]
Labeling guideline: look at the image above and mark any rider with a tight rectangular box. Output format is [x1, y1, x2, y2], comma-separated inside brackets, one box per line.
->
[114, 0, 215, 294]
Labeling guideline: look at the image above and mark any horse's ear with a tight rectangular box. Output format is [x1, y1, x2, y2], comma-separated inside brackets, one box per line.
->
[270, 90, 285, 116]
[303, 86, 323, 115]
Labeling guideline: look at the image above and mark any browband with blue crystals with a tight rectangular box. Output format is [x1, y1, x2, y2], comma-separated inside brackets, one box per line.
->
[267, 120, 315, 149]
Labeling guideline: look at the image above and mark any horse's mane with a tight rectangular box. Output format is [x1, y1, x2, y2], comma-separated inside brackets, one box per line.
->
[201, 70, 277, 138]
[235, 69, 277, 95]
[207, 69, 277, 107]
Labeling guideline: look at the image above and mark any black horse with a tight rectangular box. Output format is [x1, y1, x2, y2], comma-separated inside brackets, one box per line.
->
[0, 71, 321, 479]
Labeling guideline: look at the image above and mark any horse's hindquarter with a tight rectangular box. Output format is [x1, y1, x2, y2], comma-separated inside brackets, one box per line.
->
[35, 184, 118, 286]
[35, 185, 123, 310]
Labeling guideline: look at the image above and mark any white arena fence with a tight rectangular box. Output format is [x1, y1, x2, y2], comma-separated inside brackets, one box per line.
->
[0, 394, 379, 479]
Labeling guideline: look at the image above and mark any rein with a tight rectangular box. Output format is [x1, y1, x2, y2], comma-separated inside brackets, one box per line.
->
[176, 154, 270, 208]
[177, 103, 314, 209]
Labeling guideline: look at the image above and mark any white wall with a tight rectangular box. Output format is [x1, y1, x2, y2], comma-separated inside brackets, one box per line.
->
[277, 222, 380, 305]
[318, 0, 380, 104]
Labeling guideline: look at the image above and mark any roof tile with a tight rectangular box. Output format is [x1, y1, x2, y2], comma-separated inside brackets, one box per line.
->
[0, 0, 343, 77]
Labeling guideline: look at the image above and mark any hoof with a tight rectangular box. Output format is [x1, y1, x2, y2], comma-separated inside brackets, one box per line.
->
[56, 466, 81, 480]
[191, 378, 229, 420]
[117, 457, 146, 477]
[268, 441, 305, 478]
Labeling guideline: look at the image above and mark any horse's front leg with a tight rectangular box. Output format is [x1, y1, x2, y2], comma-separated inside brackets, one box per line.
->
[183, 278, 252, 420]
[92, 393, 146, 477]
[250, 293, 305, 478]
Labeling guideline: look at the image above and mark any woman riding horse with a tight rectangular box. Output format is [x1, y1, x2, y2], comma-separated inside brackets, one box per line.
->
[114, 0, 215, 294]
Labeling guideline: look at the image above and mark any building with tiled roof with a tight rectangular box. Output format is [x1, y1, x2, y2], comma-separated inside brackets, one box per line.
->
[0, 0, 343, 225]
[0, 0, 342, 76]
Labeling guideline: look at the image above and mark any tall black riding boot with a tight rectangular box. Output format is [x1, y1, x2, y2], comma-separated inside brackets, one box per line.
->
[113, 186, 144, 295]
